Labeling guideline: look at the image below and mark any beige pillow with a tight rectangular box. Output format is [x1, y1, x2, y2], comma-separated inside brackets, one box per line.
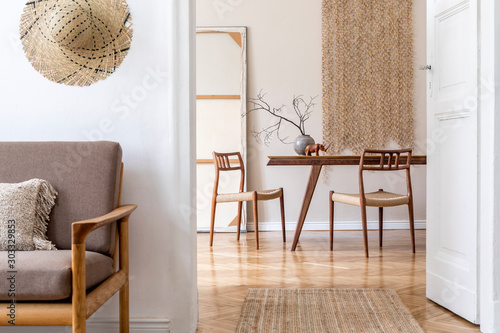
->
[0, 179, 58, 251]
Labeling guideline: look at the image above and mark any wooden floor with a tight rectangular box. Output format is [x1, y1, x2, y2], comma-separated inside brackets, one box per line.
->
[197, 230, 480, 332]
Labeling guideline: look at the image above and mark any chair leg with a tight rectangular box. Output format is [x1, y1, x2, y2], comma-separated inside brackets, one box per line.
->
[408, 200, 416, 253]
[360, 203, 369, 257]
[379, 207, 383, 247]
[252, 192, 259, 249]
[279, 188, 286, 243]
[119, 281, 130, 333]
[209, 199, 217, 246]
[236, 201, 243, 241]
[329, 191, 334, 251]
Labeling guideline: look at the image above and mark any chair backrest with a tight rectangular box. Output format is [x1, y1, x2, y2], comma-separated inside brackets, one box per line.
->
[212, 151, 245, 195]
[358, 149, 413, 198]
[359, 149, 412, 171]
[0, 141, 122, 256]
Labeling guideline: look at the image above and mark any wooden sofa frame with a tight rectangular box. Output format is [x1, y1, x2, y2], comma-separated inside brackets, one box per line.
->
[0, 163, 136, 333]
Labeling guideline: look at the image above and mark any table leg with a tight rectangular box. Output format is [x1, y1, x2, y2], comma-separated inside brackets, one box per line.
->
[291, 164, 323, 251]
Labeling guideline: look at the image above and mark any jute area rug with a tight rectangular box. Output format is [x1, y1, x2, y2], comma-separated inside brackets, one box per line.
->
[236, 289, 424, 333]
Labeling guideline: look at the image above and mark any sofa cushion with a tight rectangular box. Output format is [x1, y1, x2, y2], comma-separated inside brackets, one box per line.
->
[0, 179, 58, 251]
[0, 250, 114, 301]
[0, 142, 122, 256]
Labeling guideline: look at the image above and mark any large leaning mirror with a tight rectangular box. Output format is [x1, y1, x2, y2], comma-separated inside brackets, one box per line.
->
[196, 27, 247, 232]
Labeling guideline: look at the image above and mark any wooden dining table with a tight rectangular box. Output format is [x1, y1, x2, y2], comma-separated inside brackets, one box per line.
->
[267, 155, 427, 251]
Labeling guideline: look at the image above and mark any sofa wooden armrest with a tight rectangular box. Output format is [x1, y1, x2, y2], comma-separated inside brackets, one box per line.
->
[71, 204, 137, 332]
[72, 205, 137, 244]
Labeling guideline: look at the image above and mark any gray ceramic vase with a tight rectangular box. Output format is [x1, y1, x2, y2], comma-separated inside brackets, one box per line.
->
[294, 135, 315, 155]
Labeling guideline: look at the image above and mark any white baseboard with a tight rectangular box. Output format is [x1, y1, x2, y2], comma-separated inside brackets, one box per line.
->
[246, 220, 426, 232]
[88, 318, 171, 333]
[0, 329, 65, 332]
[0, 319, 171, 333]
[198, 225, 241, 233]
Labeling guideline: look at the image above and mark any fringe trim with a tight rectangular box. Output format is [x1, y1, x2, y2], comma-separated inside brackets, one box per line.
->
[32, 179, 58, 250]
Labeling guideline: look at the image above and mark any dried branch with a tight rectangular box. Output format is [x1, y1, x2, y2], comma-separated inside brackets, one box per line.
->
[292, 95, 317, 135]
[244, 90, 318, 145]
[251, 121, 290, 146]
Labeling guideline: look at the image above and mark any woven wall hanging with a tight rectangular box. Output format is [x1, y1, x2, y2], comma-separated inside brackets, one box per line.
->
[20, 0, 133, 87]
[322, 0, 415, 154]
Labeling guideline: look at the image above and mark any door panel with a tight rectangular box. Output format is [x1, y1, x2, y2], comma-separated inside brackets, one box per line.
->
[426, 0, 478, 323]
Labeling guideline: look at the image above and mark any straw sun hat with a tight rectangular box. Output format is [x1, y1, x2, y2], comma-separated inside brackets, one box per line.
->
[20, 0, 133, 86]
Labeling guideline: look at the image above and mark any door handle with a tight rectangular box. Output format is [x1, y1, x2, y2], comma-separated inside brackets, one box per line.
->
[419, 65, 432, 70]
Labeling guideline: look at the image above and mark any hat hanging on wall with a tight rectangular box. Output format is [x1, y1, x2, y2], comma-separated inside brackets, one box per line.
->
[19, 0, 133, 87]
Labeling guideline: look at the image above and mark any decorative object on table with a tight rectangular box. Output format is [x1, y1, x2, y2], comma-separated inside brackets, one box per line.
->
[305, 143, 328, 156]
[294, 135, 316, 156]
[0, 179, 58, 251]
[322, 0, 414, 154]
[20, 0, 133, 86]
[246, 91, 318, 154]
[236, 288, 425, 333]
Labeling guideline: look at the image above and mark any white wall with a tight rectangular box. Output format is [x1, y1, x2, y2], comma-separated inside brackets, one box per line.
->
[0, 1, 196, 332]
[197, 0, 427, 231]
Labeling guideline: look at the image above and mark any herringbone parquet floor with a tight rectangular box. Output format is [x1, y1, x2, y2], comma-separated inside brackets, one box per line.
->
[197, 230, 480, 332]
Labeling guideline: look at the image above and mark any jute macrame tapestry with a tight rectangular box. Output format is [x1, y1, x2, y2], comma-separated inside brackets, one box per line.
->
[322, 0, 415, 154]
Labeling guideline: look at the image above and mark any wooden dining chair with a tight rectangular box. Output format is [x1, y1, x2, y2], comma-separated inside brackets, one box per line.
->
[210, 151, 286, 249]
[329, 149, 415, 257]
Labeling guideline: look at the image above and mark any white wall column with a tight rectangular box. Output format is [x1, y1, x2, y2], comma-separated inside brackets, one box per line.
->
[479, 0, 500, 331]
[165, 0, 198, 331]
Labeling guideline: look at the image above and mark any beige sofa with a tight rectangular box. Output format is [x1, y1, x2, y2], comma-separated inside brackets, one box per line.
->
[0, 141, 136, 332]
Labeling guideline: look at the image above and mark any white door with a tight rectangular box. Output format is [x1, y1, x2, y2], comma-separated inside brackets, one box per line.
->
[426, 0, 479, 323]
